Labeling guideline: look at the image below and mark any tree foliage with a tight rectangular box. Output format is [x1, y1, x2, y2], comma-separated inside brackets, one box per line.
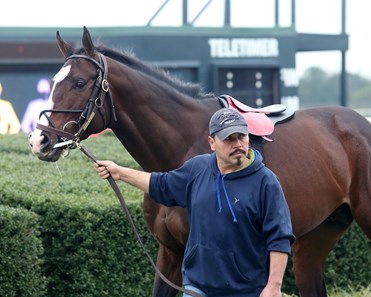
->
[299, 67, 371, 109]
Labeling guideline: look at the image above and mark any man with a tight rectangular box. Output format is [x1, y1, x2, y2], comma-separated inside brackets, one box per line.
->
[0, 82, 21, 134]
[95, 108, 295, 297]
[21, 78, 51, 133]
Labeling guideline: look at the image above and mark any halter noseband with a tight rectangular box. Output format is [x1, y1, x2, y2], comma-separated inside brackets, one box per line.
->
[36, 53, 117, 148]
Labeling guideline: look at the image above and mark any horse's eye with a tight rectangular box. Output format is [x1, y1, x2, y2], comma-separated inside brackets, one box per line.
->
[73, 80, 86, 90]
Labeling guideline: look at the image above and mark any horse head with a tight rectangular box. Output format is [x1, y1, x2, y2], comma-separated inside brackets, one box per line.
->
[29, 27, 115, 162]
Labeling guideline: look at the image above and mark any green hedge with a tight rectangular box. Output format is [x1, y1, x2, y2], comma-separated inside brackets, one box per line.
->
[38, 200, 158, 297]
[1, 132, 157, 296]
[0, 132, 370, 296]
[0, 205, 46, 297]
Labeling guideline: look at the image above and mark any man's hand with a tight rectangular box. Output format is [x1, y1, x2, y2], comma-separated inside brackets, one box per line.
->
[94, 160, 151, 193]
[95, 160, 121, 180]
[259, 282, 282, 297]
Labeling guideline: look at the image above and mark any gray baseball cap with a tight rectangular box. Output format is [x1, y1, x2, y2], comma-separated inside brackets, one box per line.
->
[209, 108, 248, 140]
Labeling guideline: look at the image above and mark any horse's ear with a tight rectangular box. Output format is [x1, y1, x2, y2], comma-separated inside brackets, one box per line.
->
[56, 31, 74, 58]
[82, 26, 97, 57]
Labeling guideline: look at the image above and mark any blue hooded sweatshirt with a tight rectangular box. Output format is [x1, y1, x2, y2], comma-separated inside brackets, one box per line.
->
[149, 149, 295, 297]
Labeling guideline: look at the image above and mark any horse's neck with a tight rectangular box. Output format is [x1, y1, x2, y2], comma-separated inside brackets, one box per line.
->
[110, 77, 218, 171]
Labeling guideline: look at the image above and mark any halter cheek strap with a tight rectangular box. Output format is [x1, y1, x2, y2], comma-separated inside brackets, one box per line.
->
[68, 53, 116, 139]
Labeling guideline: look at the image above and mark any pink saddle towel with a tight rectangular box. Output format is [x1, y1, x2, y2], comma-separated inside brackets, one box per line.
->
[227, 96, 274, 137]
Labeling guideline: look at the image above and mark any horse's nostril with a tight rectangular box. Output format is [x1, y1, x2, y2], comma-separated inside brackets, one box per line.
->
[38, 133, 51, 152]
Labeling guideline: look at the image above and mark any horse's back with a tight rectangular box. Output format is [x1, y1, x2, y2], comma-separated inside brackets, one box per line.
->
[263, 106, 371, 237]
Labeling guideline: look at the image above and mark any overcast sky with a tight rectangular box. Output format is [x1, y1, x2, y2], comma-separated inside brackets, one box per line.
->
[1, 0, 370, 79]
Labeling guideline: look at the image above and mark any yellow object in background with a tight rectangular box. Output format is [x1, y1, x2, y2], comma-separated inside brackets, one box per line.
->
[0, 82, 21, 134]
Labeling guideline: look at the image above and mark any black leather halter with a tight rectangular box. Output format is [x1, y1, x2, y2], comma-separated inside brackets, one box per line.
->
[36, 53, 116, 148]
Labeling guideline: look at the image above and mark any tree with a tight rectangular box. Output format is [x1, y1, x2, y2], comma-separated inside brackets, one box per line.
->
[299, 67, 371, 109]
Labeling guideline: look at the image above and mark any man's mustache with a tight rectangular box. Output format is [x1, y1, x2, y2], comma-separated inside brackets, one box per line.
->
[229, 149, 247, 157]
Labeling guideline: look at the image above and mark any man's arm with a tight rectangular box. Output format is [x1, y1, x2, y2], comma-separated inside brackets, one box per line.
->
[95, 160, 151, 193]
[260, 251, 288, 297]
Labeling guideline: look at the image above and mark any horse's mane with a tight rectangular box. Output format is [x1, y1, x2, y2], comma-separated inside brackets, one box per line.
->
[91, 46, 214, 100]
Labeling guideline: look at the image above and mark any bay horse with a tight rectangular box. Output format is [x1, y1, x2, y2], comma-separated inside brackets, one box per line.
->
[29, 27, 371, 297]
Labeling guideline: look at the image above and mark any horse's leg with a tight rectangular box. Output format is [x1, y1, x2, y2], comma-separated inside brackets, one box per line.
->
[293, 204, 353, 297]
[349, 163, 371, 240]
[152, 244, 183, 297]
[352, 202, 371, 240]
[143, 195, 187, 297]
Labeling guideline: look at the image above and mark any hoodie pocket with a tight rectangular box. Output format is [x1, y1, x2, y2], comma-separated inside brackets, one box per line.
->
[183, 245, 250, 291]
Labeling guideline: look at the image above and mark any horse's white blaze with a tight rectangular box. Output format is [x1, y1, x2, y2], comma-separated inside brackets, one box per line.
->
[30, 65, 71, 154]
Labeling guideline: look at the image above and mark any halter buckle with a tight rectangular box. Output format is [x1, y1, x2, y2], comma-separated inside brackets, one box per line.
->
[102, 79, 109, 92]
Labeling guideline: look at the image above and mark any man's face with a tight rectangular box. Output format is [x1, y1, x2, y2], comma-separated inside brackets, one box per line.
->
[208, 133, 249, 173]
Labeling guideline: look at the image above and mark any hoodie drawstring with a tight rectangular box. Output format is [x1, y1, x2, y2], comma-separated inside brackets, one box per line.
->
[216, 172, 238, 223]
[216, 172, 222, 213]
